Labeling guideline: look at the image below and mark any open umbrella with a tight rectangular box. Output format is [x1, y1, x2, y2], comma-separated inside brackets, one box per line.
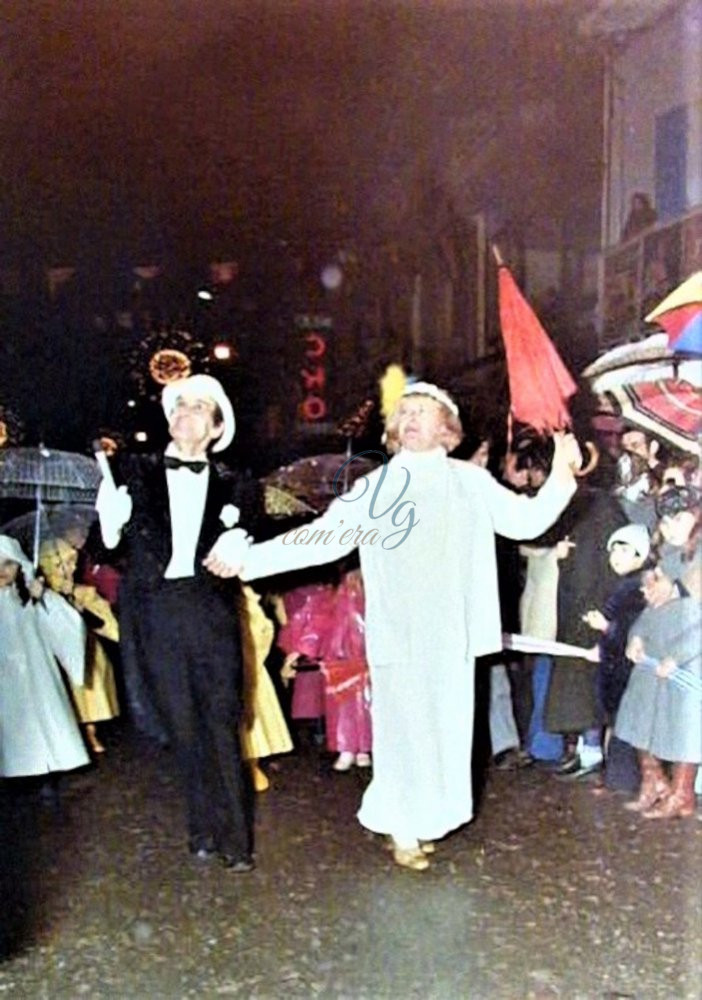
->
[0, 504, 97, 559]
[583, 331, 702, 456]
[582, 332, 701, 393]
[645, 271, 702, 355]
[0, 446, 100, 565]
[262, 453, 380, 518]
[605, 379, 701, 457]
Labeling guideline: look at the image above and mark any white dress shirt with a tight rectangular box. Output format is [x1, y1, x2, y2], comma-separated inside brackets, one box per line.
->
[164, 444, 209, 579]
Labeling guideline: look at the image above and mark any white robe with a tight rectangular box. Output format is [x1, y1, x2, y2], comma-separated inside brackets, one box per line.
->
[0, 587, 89, 777]
[244, 448, 575, 840]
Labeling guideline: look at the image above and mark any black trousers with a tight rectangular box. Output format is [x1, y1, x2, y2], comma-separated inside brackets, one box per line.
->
[131, 578, 251, 858]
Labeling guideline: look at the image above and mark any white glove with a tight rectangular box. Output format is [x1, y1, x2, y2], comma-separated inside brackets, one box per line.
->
[202, 527, 251, 578]
[96, 481, 133, 549]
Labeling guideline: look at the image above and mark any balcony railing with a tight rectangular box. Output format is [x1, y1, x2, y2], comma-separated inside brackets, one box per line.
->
[601, 204, 702, 346]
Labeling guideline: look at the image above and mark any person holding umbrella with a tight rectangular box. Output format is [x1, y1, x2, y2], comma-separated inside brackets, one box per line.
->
[238, 382, 581, 871]
[95, 374, 256, 872]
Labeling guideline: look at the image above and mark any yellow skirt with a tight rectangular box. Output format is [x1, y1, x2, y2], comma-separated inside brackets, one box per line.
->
[70, 636, 120, 723]
[239, 587, 292, 760]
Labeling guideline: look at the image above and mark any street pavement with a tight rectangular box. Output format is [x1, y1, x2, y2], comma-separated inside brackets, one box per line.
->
[1, 727, 700, 1000]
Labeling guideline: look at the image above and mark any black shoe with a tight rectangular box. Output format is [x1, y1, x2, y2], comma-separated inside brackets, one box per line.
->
[220, 854, 255, 873]
[555, 752, 581, 775]
[188, 837, 217, 861]
[494, 749, 535, 771]
[559, 760, 603, 781]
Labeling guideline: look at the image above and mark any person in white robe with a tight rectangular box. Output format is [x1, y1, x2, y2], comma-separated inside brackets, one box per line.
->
[240, 384, 580, 870]
[0, 535, 89, 779]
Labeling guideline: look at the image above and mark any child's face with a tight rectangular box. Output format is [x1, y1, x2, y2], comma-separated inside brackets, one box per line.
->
[0, 559, 19, 588]
[44, 553, 78, 595]
[641, 566, 676, 608]
[608, 541, 644, 576]
[660, 510, 696, 548]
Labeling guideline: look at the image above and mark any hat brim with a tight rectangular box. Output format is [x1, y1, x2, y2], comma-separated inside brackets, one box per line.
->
[162, 375, 236, 452]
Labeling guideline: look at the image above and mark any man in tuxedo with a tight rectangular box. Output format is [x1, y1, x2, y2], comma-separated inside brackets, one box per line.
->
[96, 374, 255, 872]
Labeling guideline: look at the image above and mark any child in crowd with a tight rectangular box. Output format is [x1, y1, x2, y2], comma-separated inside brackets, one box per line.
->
[0, 535, 89, 781]
[277, 571, 372, 771]
[276, 581, 332, 747]
[238, 585, 293, 791]
[319, 570, 372, 771]
[39, 538, 120, 755]
[615, 557, 701, 819]
[582, 523, 650, 792]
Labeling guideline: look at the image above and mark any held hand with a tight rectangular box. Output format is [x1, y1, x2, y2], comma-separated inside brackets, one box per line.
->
[203, 527, 251, 578]
[582, 609, 608, 632]
[550, 431, 583, 481]
[583, 644, 601, 663]
[28, 578, 45, 600]
[626, 635, 646, 663]
[202, 553, 243, 578]
[555, 537, 576, 561]
[280, 653, 300, 686]
[655, 656, 676, 679]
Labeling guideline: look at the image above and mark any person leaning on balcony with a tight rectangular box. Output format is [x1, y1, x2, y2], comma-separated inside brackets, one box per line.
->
[621, 192, 657, 242]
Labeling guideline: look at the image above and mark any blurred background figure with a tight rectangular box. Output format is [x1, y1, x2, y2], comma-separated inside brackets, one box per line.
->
[621, 191, 657, 242]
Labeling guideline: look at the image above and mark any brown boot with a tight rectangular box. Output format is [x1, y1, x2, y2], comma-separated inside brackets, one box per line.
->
[642, 762, 697, 819]
[624, 751, 670, 812]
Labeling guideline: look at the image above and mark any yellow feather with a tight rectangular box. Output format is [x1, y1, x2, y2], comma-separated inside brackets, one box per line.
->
[379, 364, 407, 419]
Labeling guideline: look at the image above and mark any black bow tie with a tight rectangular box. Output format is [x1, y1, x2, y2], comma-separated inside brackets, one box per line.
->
[164, 456, 209, 474]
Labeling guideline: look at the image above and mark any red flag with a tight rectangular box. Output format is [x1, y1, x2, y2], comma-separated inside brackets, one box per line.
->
[497, 264, 577, 433]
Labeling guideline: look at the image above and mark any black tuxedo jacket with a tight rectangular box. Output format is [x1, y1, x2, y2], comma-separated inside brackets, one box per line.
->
[108, 452, 260, 739]
[112, 452, 258, 593]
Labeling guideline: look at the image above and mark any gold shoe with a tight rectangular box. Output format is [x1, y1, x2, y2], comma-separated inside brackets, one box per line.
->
[392, 846, 430, 871]
[419, 840, 436, 855]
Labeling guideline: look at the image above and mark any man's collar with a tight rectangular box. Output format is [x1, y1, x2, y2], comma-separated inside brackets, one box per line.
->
[164, 444, 209, 475]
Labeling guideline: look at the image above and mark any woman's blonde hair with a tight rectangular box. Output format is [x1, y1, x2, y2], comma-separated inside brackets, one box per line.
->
[384, 394, 464, 455]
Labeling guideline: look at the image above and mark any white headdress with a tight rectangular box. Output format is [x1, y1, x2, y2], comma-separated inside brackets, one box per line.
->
[402, 381, 459, 417]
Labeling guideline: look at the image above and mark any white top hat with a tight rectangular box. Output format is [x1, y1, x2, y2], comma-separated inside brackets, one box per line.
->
[161, 374, 236, 452]
[402, 380, 459, 417]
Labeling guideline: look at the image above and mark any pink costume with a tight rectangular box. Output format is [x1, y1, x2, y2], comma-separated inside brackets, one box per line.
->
[319, 574, 372, 755]
[277, 584, 332, 720]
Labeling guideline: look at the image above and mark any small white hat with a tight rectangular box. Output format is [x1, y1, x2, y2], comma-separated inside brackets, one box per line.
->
[0, 534, 35, 579]
[607, 523, 651, 561]
[402, 381, 459, 417]
[162, 374, 236, 453]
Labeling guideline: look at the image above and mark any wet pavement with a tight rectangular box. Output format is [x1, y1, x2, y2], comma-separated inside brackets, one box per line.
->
[1, 729, 700, 1000]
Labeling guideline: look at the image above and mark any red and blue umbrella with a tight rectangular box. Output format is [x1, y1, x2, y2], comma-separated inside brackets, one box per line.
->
[646, 271, 702, 355]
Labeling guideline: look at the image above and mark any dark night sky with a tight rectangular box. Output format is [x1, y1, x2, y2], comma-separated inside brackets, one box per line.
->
[0, 1, 604, 454]
[1, 0, 603, 263]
